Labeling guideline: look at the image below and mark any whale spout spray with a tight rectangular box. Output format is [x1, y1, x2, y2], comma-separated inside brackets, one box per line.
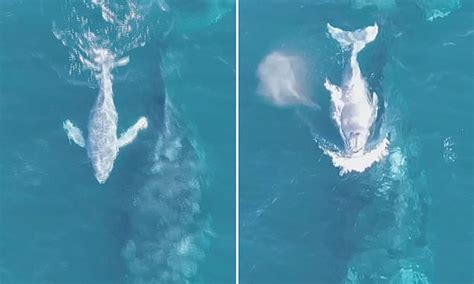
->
[63, 49, 148, 184]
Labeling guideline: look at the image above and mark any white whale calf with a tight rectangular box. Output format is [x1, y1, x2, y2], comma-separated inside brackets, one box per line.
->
[324, 23, 379, 155]
[63, 48, 148, 184]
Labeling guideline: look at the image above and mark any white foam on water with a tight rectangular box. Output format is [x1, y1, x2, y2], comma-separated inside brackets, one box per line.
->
[257, 51, 316, 107]
[443, 136, 456, 163]
[351, 0, 396, 10]
[91, 0, 116, 23]
[52, 0, 167, 80]
[427, 9, 451, 21]
[321, 137, 390, 175]
[417, 0, 461, 21]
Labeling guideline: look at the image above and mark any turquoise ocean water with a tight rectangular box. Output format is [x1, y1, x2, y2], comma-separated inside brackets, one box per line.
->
[240, 0, 473, 283]
[0, 0, 235, 283]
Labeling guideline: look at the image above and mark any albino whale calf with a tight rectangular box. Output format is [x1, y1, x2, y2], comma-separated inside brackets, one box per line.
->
[323, 23, 389, 174]
[63, 48, 148, 184]
[325, 23, 379, 155]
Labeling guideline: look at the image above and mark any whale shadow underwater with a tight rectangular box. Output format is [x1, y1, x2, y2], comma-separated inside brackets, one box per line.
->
[111, 41, 211, 283]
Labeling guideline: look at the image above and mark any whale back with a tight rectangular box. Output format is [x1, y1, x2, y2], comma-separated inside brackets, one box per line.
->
[87, 88, 119, 184]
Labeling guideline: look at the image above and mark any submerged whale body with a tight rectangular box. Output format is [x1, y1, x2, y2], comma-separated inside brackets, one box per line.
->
[322, 23, 389, 174]
[63, 49, 148, 184]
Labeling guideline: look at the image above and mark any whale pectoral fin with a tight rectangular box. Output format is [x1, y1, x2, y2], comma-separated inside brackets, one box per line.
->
[63, 119, 86, 148]
[324, 78, 343, 107]
[118, 117, 148, 148]
[324, 78, 342, 97]
[324, 79, 344, 128]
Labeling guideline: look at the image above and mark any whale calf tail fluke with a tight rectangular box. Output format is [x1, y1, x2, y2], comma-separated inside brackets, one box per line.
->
[327, 23, 378, 55]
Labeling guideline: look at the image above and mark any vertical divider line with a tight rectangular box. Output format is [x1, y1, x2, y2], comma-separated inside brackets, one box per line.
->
[235, 0, 240, 282]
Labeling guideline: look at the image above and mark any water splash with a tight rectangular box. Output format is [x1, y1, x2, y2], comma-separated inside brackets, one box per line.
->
[442, 136, 456, 163]
[52, 0, 169, 79]
[321, 138, 390, 175]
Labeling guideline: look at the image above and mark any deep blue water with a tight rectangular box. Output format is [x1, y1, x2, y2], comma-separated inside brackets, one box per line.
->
[240, 0, 473, 283]
[0, 0, 234, 283]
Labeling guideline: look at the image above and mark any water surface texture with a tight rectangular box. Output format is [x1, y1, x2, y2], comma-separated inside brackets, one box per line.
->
[240, 0, 473, 283]
[0, 0, 235, 283]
